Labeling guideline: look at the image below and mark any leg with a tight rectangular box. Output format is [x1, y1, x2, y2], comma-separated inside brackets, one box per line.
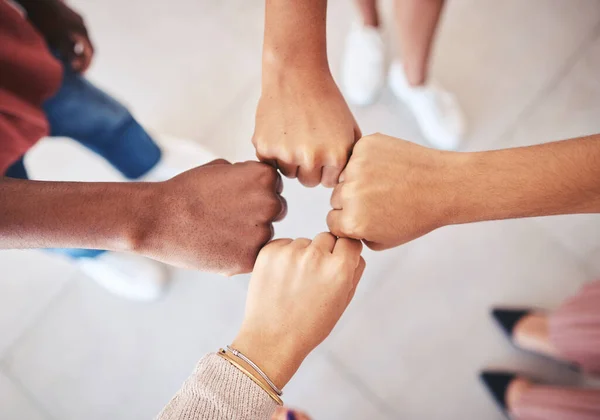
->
[394, 0, 445, 87]
[43, 65, 161, 179]
[342, 0, 386, 105]
[355, 0, 379, 28]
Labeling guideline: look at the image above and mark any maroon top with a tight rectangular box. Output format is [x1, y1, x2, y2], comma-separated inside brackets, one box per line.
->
[0, 0, 62, 174]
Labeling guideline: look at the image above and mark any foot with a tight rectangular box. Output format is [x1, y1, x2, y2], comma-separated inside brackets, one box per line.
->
[341, 23, 386, 106]
[76, 252, 169, 301]
[480, 371, 533, 416]
[492, 309, 563, 362]
[141, 135, 217, 182]
[388, 61, 464, 150]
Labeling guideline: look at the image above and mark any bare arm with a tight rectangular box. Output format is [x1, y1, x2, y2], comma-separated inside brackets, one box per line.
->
[262, 0, 329, 71]
[327, 134, 600, 249]
[0, 178, 147, 251]
[450, 135, 600, 223]
[253, 0, 360, 188]
[0, 160, 286, 274]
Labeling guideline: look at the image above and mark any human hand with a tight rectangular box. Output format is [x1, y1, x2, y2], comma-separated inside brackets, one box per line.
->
[232, 233, 365, 388]
[327, 133, 463, 250]
[22, 0, 94, 72]
[253, 69, 361, 188]
[138, 159, 286, 275]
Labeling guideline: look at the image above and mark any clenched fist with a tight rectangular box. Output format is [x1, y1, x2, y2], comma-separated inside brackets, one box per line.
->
[138, 159, 286, 275]
[232, 233, 365, 388]
[253, 69, 361, 188]
[327, 133, 462, 250]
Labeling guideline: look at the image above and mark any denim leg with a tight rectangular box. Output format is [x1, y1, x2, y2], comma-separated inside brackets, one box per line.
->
[43, 66, 162, 179]
[3, 157, 105, 259]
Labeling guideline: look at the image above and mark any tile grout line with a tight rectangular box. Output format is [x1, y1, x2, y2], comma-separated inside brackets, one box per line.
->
[323, 349, 401, 419]
[0, 360, 59, 420]
[486, 19, 600, 151]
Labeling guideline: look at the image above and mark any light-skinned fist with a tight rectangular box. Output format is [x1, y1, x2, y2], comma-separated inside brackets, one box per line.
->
[232, 233, 366, 388]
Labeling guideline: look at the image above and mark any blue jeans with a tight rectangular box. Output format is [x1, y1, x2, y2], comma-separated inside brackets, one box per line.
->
[5, 66, 162, 259]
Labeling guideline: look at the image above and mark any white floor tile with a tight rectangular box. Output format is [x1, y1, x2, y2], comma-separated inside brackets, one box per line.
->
[283, 350, 393, 420]
[4, 270, 249, 420]
[435, 0, 600, 151]
[327, 219, 591, 418]
[0, 250, 74, 358]
[0, 369, 48, 420]
[69, 0, 262, 143]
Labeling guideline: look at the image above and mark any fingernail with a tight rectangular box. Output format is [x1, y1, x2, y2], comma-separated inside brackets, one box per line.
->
[286, 410, 296, 420]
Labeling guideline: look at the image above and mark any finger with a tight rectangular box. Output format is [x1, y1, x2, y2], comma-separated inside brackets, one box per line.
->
[354, 122, 362, 141]
[273, 195, 288, 222]
[311, 232, 336, 253]
[297, 165, 321, 188]
[347, 256, 366, 305]
[363, 240, 389, 251]
[275, 173, 284, 194]
[338, 168, 347, 183]
[70, 34, 94, 73]
[290, 238, 312, 249]
[332, 237, 363, 261]
[330, 183, 344, 210]
[326, 209, 345, 238]
[204, 158, 231, 166]
[321, 165, 342, 188]
[277, 160, 299, 179]
[255, 148, 278, 168]
[263, 238, 294, 250]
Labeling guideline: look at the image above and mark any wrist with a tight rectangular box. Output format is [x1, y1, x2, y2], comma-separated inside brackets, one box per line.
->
[120, 182, 162, 254]
[262, 46, 331, 84]
[232, 327, 305, 389]
[434, 151, 480, 227]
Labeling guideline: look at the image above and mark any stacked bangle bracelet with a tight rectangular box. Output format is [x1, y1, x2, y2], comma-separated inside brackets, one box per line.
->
[217, 347, 283, 406]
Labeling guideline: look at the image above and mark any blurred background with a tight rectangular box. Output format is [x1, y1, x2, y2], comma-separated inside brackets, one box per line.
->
[1, 0, 600, 418]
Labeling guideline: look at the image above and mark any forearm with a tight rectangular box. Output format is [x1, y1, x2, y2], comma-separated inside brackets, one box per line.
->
[449, 135, 600, 224]
[263, 0, 329, 73]
[157, 354, 277, 420]
[0, 179, 153, 252]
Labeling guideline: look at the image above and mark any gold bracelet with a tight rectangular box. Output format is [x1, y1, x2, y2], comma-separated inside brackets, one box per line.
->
[217, 349, 283, 405]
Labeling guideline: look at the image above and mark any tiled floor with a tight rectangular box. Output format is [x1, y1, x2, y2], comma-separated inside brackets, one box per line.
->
[2, 0, 600, 419]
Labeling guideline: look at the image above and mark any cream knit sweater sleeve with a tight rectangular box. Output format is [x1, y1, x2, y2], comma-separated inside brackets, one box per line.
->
[157, 353, 278, 420]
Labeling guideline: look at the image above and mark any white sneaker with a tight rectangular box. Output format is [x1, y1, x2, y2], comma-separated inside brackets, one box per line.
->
[76, 252, 169, 302]
[141, 136, 217, 182]
[388, 61, 465, 150]
[342, 24, 386, 106]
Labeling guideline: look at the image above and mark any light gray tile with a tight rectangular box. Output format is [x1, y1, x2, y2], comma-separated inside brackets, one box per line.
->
[0, 250, 74, 358]
[0, 369, 49, 420]
[327, 219, 591, 418]
[434, 0, 600, 151]
[283, 350, 393, 420]
[69, 0, 262, 142]
[494, 31, 600, 150]
[4, 270, 248, 420]
[532, 215, 600, 266]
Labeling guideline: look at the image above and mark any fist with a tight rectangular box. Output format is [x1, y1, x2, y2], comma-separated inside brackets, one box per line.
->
[253, 71, 361, 188]
[140, 159, 286, 275]
[232, 233, 365, 388]
[327, 133, 458, 250]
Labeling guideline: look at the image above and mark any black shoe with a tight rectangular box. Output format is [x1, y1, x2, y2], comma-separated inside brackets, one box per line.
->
[480, 371, 516, 417]
[492, 308, 530, 338]
[491, 308, 581, 373]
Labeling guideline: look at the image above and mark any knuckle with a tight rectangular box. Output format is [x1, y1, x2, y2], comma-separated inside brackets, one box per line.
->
[341, 213, 364, 238]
